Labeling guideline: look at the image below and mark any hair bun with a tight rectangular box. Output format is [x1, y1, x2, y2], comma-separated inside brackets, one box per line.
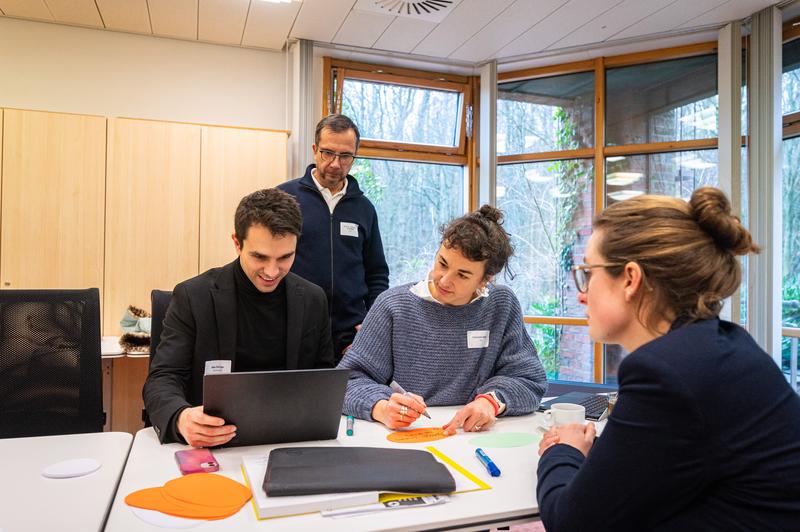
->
[477, 204, 504, 224]
[689, 187, 759, 255]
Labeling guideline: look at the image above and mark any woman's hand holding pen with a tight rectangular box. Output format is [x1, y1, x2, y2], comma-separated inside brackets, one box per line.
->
[371, 392, 428, 429]
[442, 399, 496, 435]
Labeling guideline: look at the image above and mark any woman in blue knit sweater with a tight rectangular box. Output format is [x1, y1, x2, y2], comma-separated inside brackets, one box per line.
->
[338, 205, 547, 433]
[536, 187, 800, 531]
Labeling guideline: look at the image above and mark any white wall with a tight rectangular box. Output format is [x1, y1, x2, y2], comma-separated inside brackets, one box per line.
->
[0, 17, 287, 130]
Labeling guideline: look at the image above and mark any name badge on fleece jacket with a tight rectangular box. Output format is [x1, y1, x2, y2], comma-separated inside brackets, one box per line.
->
[340, 221, 359, 238]
[205, 360, 231, 375]
[467, 330, 490, 349]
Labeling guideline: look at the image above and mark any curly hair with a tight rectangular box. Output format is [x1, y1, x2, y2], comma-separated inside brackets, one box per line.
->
[440, 204, 514, 279]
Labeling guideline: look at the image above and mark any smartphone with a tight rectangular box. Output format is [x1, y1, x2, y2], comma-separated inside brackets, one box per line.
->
[174, 449, 219, 475]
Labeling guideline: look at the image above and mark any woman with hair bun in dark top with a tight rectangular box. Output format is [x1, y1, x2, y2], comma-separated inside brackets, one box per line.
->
[536, 187, 800, 531]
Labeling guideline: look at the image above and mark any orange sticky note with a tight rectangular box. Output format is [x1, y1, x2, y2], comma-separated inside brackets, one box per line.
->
[163, 473, 251, 508]
[387, 427, 451, 443]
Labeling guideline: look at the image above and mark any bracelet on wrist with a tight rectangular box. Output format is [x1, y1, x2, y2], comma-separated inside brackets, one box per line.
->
[475, 393, 500, 417]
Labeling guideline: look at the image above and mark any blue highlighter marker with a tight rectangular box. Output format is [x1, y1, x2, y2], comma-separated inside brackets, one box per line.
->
[346, 415, 355, 436]
[475, 448, 501, 477]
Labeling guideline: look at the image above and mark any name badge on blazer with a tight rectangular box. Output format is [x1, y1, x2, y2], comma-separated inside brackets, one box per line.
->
[340, 222, 359, 238]
[467, 330, 490, 349]
[205, 360, 231, 375]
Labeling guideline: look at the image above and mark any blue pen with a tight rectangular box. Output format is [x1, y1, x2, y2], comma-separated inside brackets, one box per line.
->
[346, 415, 354, 436]
[475, 448, 501, 477]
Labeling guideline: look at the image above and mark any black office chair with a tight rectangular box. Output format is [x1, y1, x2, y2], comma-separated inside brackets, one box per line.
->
[0, 288, 104, 438]
[142, 289, 172, 426]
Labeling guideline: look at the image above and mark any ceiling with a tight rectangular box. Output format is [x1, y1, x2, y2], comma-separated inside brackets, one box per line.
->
[0, 0, 787, 68]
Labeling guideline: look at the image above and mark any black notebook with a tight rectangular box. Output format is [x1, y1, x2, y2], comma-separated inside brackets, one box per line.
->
[537, 391, 609, 421]
[263, 447, 456, 497]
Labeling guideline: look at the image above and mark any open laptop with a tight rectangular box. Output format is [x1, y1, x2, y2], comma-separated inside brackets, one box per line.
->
[537, 391, 609, 421]
[203, 368, 350, 447]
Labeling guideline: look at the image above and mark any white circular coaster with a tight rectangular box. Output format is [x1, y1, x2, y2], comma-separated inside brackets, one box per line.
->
[130, 507, 205, 529]
[42, 458, 102, 479]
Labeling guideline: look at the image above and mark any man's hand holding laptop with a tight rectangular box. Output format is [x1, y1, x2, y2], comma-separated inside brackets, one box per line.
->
[178, 406, 237, 448]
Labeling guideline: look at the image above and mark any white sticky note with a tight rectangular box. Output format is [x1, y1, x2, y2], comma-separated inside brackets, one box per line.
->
[340, 222, 359, 238]
[467, 330, 490, 348]
[204, 360, 231, 375]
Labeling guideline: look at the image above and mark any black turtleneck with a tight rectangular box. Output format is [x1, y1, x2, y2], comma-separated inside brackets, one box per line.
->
[233, 259, 287, 372]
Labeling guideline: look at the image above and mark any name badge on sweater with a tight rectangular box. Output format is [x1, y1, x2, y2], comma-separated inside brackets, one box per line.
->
[467, 330, 490, 348]
[340, 222, 359, 238]
[205, 360, 231, 375]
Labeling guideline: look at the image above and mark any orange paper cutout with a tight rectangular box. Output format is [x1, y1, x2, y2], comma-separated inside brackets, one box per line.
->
[125, 487, 240, 520]
[164, 473, 251, 508]
[125, 473, 251, 520]
[387, 427, 451, 443]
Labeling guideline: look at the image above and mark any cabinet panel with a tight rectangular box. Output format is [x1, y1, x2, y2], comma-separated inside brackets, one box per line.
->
[1, 109, 105, 292]
[104, 118, 201, 333]
[199, 126, 288, 272]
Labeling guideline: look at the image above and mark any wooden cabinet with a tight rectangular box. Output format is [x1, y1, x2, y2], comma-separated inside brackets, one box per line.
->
[1, 109, 105, 291]
[1, 110, 289, 434]
[199, 126, 288, 272]
[104, 118, 201, 335]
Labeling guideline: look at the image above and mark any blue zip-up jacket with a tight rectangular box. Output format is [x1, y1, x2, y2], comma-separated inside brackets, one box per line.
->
[278, 165, 389, 335]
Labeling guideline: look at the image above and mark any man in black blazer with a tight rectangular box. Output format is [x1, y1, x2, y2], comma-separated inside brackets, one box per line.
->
[143, 188, 335, 446]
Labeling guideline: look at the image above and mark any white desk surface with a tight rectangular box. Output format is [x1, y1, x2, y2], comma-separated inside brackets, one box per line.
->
[106, 406, 551, 531]
[0, 431, 133, 532]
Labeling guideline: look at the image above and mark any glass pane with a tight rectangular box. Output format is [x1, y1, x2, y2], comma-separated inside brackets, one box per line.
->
[496, 160, 594, 318]
[527, 324, 594, 382]
[497, 71, 594, 155]
[351, 159, 465, 287]
[604, 150, 719, 206]
[740, 145, 749, 326]
[603, 344, 627, 386]
[781, 137, 800, 379]
[606, 54, 718, 146]
[782, 37, 800, 115]
[341, 78, 462, 147]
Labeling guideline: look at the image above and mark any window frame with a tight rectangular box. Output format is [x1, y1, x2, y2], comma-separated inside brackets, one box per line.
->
[323, 58, 475, 164]
[498, 41, 720, 383]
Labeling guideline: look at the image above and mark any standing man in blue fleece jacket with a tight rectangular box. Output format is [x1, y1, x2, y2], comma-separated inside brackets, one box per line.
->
[279, 114, 389, 361]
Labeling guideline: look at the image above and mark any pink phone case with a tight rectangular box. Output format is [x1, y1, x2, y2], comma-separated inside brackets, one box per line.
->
[174, 449, 219, 475]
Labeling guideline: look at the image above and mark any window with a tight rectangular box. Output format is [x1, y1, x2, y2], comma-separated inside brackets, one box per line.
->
[781, 35, 800, 386]
[497, 66, 597, 382]
[324, 59, 474, 286]
[498, 45, 722, 384]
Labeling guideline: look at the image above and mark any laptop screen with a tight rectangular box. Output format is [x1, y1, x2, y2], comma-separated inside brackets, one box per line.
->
[203, 368, 350, 447]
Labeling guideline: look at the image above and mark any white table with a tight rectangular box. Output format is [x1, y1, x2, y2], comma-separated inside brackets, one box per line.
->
[105, 406, 552, 531]
[0, 431, 133, 532]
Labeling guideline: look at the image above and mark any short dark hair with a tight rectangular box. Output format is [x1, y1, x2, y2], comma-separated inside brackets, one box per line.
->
[440, 205, 514, 279]
[234, 188, 302, 243]
[315, 114, 361, 151]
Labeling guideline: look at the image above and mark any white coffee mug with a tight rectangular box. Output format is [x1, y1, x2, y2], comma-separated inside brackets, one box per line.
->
[547, 403, 586, 426]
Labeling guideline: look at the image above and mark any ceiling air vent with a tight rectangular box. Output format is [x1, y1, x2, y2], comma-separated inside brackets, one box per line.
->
[354, 0, 462, 23]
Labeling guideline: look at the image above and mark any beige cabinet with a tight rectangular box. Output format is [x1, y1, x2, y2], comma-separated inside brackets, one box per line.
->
[199, 126, 288, 272]
[104, 118, 202, 334]
[0, 110, 289, 434]
[0, 109, 106, 291]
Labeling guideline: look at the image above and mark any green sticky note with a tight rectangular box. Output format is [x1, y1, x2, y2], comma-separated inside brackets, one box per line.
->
[468, 432, 540, 448]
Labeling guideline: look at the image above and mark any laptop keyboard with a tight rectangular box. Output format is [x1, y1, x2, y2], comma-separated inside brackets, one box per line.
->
[538, 391, 610, 420]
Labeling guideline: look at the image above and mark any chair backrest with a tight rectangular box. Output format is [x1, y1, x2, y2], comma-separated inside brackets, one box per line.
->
[149, 290, 173, 362]
[143, 289, 172, 426]
[0, 288, 104, 438]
